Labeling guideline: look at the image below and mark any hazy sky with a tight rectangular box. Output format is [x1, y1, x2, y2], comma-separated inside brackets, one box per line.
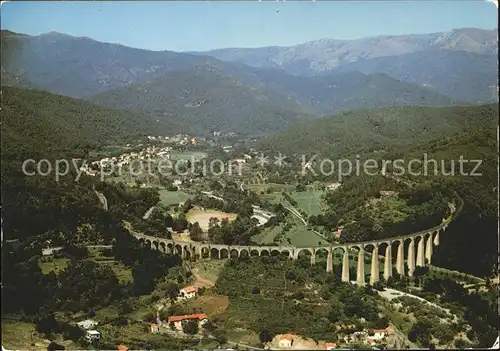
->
[1, 1, 497, 52]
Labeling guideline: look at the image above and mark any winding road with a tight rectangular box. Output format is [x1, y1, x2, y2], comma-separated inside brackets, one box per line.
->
[93, 186, 108, 211]
[201, 191, 276, 227]
[375, 286, 458, 322]
[283, 204, 329, 241]
[143, 206, 156, 220]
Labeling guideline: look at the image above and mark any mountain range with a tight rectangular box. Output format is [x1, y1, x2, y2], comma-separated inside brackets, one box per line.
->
[1, 28, 497, 135]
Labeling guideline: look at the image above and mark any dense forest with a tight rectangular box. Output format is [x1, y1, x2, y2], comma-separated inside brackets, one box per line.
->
[213, 254, 498, 349]
[0, 86, 185, 162]
[215, 256, 387, 343]
[257, 104, 498, 157]
[1, 84, 196, 349]
[310, 176, 451, 243]
[258, 104, 498, 278]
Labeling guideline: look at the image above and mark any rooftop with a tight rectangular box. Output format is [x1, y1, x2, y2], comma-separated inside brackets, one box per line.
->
[279, 333, 294, 341]
[181, 285, 199, 293]
[168, 313, 207, 323]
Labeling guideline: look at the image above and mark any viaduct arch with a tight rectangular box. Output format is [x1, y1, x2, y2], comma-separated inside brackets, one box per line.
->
[133, 195, 462, 286]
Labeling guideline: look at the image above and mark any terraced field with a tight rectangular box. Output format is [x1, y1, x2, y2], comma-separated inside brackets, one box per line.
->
[159, 190, 190, 206]
[289, 190, 328, 216]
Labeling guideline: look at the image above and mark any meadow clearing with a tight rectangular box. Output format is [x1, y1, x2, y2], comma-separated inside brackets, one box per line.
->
[158, 190, 190, 206]
[186, 208, 238, 231]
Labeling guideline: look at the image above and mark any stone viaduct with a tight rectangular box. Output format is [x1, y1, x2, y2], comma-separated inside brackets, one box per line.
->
[132, 196, 462, 286]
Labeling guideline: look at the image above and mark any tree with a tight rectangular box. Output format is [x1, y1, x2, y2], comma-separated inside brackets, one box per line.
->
[295, 184, 306, 192]
[455, 338, 472, 349]
[61, 323, 84, 341]
[132, 263, 156, 295]
[293, 291, 305, 300]
[373, 281, 385, 291]
[413, 266, 430, 287]
[182, 320, 199, 335]
[252, 286, 261, 295]
[47, 341, 65, 351]
[189, 222, 203, 241]
[259, 329, 273, 344]
[119, 299, 134, 314]
[327, 308, 342, 324]
[35, 312, 61, 335]
[165, 283, 180, 303]
[212, 328, 228, 345]
[372, 316, 389, 329]
[172, 213, 189, 232]
[210, 180, 223, 191]
[143, 311, 156, 323]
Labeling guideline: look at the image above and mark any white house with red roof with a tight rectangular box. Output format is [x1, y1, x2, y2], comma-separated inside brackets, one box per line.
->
[325, 342, 337, 350]
[179, 285, 199, 299]
[167, 313, 208, 332]
[277, 334, 294, 348]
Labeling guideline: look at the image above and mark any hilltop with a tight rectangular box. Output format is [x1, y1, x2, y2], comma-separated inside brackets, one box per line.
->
[86, 63, 312, 135]
[88, 63, 460, 134]
[1, 30, 216, 98]
[257, 104, 499, 157]
[1, 86, 187, 162]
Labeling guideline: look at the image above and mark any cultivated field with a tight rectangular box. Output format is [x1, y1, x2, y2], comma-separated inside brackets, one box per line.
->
[252, 225, 283, 244]
[158, 190, 190, 206]
[190, 259, 227, 287]
[2, 319, 80, 350]
[38, 257, 70, 274]
[186, 208, 238, 231]
[284, 222, 327, 247]
[171, 231, 192, 243]
[252, 216, 327, 247]
[290, 190, 328, 216]
[177, 295, 230, 317]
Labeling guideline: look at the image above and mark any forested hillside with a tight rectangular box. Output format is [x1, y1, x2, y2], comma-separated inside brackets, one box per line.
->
[0, 30, 216, 97]
[1, 86, 187, 163]
[88, 63, 312, 134]
[1, 82, 195, 349]
[406, 128, 498, 277]
[257, 104, 498, 157]
[3, 30, 473, 136]
[180, 61, 460, 116]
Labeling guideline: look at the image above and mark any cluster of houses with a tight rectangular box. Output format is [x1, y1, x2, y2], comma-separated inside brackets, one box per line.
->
[379, 190, 397, 197]
[274, 327, 391, 349]
[326, 182, 342, 191]
[76, 319, 101, 344]
[230, 153, 252, 164]
[151, 312, 209, 334]
[78, 145, 173, 177]
[151, 285, 210, 335]
[339, 327, 391, 348]
[147, 134, 203, 146]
